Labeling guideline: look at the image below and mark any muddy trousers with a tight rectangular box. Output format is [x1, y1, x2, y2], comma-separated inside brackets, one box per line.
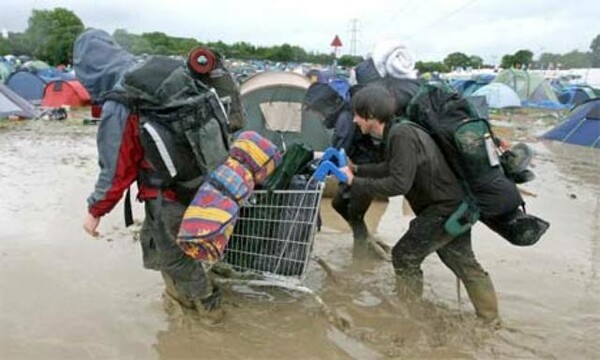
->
[332, 184, 373, 256]
[391, 213, 499, 321]
[139, 199, 211, 303]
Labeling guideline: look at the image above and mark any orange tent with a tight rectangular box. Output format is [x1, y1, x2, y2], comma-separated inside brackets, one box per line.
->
[41, 80, 91, 107]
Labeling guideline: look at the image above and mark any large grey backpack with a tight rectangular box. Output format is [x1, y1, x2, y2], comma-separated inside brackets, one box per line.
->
[116, 55, 232, 202]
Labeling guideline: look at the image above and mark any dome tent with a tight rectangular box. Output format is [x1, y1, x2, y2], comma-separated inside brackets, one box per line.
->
[494, 69, 560, 107]
[0, 84, 39, 118]
[0, 62, 12, 83]
[6, 67, 77, 105]
[451, 74, 495, 97]
[558, 86, 599, 107]
[21, 60, 50, 72]
[472, 83, 521, 108]
[542, 98, 600, 148]
[42, 79, 91, 107]
[240, 71, 332, 151]
[5, 71, 48, 104]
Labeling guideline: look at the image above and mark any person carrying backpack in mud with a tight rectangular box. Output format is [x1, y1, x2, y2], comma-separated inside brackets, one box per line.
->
[76, 29, 244, 324]
[340, 85, 500, 323]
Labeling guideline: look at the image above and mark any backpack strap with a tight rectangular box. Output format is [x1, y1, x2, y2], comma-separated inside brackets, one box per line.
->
[206, 90, 232, 151]
[124, 188, 134, 227]
[171, 176, 205, 205]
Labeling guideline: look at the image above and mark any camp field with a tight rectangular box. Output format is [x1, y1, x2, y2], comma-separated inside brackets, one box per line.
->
[1, 106, 599, 359]
[0, 103, 584, 145]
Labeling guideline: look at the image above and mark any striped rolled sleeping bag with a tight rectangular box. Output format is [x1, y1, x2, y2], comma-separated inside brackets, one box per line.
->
[177, 131, 281, 265]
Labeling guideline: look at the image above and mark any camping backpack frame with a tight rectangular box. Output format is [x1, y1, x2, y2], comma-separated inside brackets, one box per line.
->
[105, 49, 235, 223]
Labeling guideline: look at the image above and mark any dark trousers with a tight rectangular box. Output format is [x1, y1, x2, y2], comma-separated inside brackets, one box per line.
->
[332, 184, 373, 252]
[392, 213, 498, 319]
[140, 198, 210, 301]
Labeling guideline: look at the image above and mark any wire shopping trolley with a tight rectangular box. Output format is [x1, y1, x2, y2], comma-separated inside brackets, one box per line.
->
[217, 148, 349, 296]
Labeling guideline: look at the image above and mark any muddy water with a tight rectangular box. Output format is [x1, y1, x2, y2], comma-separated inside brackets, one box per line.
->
[0, 119, 598, 359]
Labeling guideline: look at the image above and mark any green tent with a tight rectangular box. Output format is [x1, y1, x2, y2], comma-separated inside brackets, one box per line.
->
[240, 71, 332, 151]
[494, 69, 558, 103]
[22, 60, 50, 72]
[0, 62, 11, 83]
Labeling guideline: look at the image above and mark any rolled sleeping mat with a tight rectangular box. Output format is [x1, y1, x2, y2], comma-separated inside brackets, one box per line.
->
[177, 131, 281, 265]
[481, 208, 550, 246]
[187, 47, 217, 75]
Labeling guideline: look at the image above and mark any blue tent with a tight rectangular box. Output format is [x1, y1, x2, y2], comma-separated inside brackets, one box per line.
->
[542, 98, 600, 148]
[451, 75, 494, 97]
[0, 84, 39, 118]
[475, 74, 496, 84]
[307, 69, 351, 101]
[451, 79, 475, 94]
[36, 68, 76, 82]
[5, 71, 48, 104]
[463, 81, 488, 97]
[472, 83, 521, 108]
[557, 86, 598, 107]
[463, 74, 495, 97]
[327, 77, 351, 101]
[4, 67, 72, 104]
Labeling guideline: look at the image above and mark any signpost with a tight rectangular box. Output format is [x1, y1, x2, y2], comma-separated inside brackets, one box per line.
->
[330, 35, 342, 58]
[330, 35, 343, 73]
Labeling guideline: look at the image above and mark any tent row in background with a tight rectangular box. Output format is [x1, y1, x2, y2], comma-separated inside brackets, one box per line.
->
[0, 58, 91, 119]
[4, 69, 90, 107]
[447, 69, 599, 148]
[449, 69, 600, 110]
[2, 54, 597, 150]
[239, 69, 599, 150]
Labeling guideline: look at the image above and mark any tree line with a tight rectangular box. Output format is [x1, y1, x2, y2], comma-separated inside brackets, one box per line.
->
[416, 36, 600, 74]
[1, 7, 599, 73]
[112, 29, 364, 66]
[0, 8, 360, 66]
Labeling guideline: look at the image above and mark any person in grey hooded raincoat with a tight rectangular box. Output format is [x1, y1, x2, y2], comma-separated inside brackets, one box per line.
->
[76, 29, 224, 322]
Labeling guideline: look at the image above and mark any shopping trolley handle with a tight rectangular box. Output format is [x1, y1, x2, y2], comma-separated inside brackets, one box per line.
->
[314, 148, 348, 183]
[320, 147, 347, 167]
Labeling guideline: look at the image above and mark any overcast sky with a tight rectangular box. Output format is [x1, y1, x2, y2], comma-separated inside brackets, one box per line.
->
[1, 0, 597, 64]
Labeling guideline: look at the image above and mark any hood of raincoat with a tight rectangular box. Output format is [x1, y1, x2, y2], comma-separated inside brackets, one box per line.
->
[73, 29, 135, 101]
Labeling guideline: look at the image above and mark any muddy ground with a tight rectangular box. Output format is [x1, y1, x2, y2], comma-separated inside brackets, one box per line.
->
[0, 110, 598, 359]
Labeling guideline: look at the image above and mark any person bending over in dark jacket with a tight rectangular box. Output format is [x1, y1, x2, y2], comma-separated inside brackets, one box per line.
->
[340, 84, 499, 323]
[303, 82, 384, 258]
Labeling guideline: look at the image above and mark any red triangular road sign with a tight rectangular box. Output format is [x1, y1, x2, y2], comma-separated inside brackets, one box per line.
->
[330, 35, 342, 47]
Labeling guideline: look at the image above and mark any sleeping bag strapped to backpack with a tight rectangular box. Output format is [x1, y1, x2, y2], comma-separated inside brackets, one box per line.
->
[406, 84, 549, 246]
[109, 55, 233, 203]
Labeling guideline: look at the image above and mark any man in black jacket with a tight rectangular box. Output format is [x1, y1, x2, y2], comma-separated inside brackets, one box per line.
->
[341, 85, 499, 323]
